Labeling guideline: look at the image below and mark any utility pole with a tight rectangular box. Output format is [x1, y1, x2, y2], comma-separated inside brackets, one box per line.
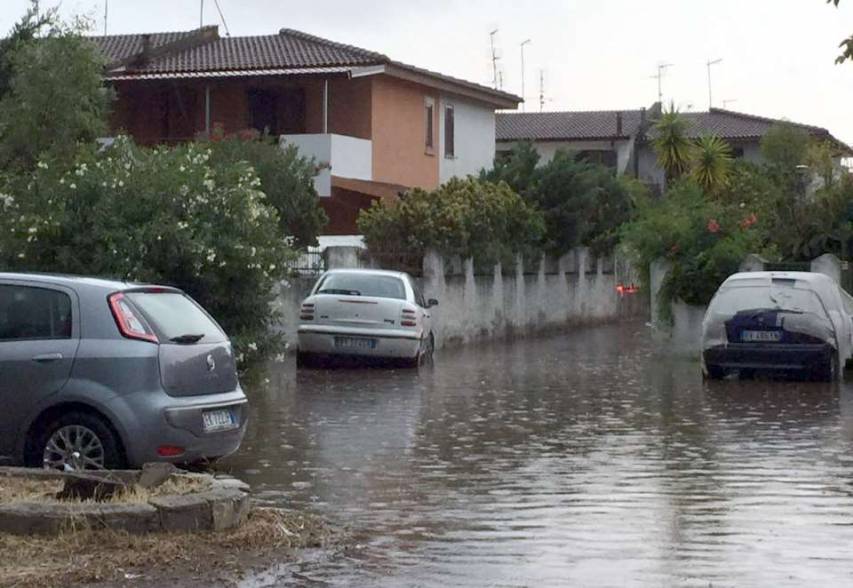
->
[200, 0, 204, 28]
[498, 71, 504, 90]
[104, 0, 108, 35]
[520, 39, 531, 111]
[490, 30, 500, 90]
[706, 58, 722, 110]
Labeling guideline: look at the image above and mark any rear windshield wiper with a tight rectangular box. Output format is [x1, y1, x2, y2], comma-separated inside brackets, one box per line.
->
[318, 289, 362, 296]
[169, 333, 205, 344]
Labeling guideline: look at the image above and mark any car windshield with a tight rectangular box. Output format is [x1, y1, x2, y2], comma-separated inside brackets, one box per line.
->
[709, 285, 827, 317]
[126, 292, 226, 343]
[316, 274, 407, 300]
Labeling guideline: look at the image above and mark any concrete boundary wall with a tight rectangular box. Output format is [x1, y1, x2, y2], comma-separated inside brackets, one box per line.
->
[276, 246, 645, 350]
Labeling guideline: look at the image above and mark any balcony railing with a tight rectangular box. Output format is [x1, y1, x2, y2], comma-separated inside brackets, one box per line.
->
[280, 133, 373, 197]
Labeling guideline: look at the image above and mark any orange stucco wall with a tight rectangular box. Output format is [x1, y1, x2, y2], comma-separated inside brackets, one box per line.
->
[370, 76, 440, 189]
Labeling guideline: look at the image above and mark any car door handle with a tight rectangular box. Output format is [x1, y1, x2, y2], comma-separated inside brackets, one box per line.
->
[32, 353, 63, 363]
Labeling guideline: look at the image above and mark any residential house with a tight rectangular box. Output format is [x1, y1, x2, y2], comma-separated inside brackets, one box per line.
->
[496, 103, 851, 191]
[91, 27, 520, 234]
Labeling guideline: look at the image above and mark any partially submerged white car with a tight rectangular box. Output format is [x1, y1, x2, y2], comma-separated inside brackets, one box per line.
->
[701, 272, 853, 381]
[297, 269, 437, 368]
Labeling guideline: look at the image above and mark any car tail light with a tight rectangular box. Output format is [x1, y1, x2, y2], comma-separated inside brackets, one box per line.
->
[157, 445, 185, 457]
[108, 293, 158, 343]
[300, 302, 315, 321]
[401, 308, 417, 328]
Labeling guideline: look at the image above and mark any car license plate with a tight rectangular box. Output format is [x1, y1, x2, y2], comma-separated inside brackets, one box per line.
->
[202, 409, 237, 432]
[335, 336, 377, 350]
[741, 330, 782, 343]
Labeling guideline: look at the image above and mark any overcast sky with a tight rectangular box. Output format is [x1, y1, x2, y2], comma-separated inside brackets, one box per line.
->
[3, 0, 853, 143]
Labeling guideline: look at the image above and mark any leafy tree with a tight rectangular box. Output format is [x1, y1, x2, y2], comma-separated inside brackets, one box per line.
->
[0, 28, 111, 170]
[691, 135, 733, 194]
[480, 141, 540, 195]
[828, 0, 853, 63]
[208, 135, 328, 248]
[0, 1, 57, 100]
[759, 122, 810, 170]
[651, 106, 694, 185]
[357, 177, 545, 267]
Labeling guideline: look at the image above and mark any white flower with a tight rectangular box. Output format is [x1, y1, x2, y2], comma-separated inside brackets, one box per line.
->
[203, 179, 215, 192]
[0, 193, 14, 207]
[69, 183, 76, 190]
[118, 180, 124, 188]
[206, 250, 216, 263]
[247, 342, 258, 352]
[36, 161, 48, 170]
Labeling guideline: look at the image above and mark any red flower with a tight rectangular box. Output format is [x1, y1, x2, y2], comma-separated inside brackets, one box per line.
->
[740, 213, 758, 229]
[707, 219, 721, 234]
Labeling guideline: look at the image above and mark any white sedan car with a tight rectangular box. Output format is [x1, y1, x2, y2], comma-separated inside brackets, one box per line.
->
[296, 269, 437, 368]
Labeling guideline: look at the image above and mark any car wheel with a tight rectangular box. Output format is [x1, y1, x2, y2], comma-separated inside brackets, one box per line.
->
[419, 334, 435, 366]
[817, 354, 839, 382]
[296, 350, 317, 369]
[31, 412, 125, 471]
[703, 364, 726, 380]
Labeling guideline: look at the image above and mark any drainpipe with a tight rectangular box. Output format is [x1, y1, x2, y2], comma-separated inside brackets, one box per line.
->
[323, 79, 329, 134]
[204, 84, 211, 137]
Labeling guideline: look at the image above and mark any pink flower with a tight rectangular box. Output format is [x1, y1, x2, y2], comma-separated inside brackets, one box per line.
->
[707, 219, 721, 234]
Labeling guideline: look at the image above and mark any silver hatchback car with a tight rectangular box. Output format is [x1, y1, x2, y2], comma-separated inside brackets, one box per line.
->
[297, 269, 437, 367]
[0, 273, 248, 470]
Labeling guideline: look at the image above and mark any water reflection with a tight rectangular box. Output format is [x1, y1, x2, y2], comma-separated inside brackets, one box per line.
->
[224, 322, 853, 587]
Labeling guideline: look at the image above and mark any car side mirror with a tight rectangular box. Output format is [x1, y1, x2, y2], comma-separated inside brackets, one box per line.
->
[427, 298, 439, 308]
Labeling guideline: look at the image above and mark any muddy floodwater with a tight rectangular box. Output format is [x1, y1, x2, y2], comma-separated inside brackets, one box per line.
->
[224, 322, 853, 587]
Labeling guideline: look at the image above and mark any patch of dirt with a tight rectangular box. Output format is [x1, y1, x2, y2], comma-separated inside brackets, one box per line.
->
[0, 507, 339, 588]
[0, 478, 63, 503]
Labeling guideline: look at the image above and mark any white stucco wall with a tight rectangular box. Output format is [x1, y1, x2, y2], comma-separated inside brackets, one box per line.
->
[281, 133, 372, 197]
[497, 139, 634, 175]
[438, 96, 496, 182]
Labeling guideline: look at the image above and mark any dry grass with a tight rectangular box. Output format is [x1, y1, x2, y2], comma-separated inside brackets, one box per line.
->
[0, 478, 64, 503]
[0, 475, 211, 505]
[0, 507, 337, 588]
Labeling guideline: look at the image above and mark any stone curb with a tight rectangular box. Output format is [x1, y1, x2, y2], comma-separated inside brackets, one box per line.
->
[0, 468, 250, 536]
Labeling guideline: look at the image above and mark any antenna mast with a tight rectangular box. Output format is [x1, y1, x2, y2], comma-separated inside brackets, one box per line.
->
[651, 63, 673, 104]
[490, 30, 500, 90]
[104, 0, 108, 35]
[707, 58, 722, 109]
[200, 0, 204, 28]
[539, 70, 545, 112]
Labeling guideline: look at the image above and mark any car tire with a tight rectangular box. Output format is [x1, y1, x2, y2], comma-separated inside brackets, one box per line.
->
[29, 411, 126, 471]
[817, 354, 839, 382]
[703, 364, 726, 380]
[419, 334, 435, 366]
[296, 350, 317, 369]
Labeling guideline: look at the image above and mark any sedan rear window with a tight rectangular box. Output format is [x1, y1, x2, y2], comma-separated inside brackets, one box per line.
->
[126, 292, 226, 343]
[315, 274, 406, 300]
[709, 285, 826, 317]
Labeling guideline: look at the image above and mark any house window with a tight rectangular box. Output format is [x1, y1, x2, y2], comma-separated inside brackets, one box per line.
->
[424, 98, 435, 153]
[732, 147, 745, 159]
[577, 150, 617, 169]
[444, 105, 455, 158]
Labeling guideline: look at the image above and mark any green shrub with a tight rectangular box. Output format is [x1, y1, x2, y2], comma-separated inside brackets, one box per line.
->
[207, 134, 327, 248]
[621, 180, 765, 319]
[0, 137, 296, 364]
[357, 177, 545, 267]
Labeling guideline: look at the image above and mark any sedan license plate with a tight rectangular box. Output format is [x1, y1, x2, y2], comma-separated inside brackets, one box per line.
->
[741, 330, 782, 343]
[335, 336, 377, 350]
[202, 409, 237, 432]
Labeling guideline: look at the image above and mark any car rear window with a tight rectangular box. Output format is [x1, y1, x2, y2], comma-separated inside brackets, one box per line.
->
[126, 292, 226, 343]
[315, 273, 407, 300]
[709, 285, 826, 317]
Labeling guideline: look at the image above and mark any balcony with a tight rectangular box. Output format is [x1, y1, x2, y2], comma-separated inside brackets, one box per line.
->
[280, 134, 373, 197]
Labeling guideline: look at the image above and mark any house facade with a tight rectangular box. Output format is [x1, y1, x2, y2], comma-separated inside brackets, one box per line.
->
[92, 27, 519, 234]
[496, 103, 851, 192]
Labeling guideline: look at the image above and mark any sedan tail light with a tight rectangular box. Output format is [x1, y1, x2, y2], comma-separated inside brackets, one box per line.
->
[108, 292, 158, 343]
[401, 308, 417, 328]
[300, 303, 315, 321]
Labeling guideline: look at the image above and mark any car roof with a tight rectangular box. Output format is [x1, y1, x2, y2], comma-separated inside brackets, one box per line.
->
[322, 268, 409, 278]
[0, 272, 155, 292]
[724, 271, 835, 285]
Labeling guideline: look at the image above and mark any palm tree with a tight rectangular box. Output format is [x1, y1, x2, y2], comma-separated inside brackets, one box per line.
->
[652, 107, 693, 185]
[691, 135, 733, 193]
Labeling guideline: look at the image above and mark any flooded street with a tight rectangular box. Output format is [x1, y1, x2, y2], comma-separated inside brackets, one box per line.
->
[224, 322, 853, 587]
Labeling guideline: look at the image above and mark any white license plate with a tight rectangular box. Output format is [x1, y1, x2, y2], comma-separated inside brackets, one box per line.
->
[741, 330, 782, 343]
[202, 409, 236, 432]
[335, 336, 377, 350]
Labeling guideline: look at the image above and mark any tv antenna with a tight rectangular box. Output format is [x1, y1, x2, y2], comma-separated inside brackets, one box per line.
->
[490, 29, 500, 90]
[650, 63, 673, 104]
[706, 58, 722, 109]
